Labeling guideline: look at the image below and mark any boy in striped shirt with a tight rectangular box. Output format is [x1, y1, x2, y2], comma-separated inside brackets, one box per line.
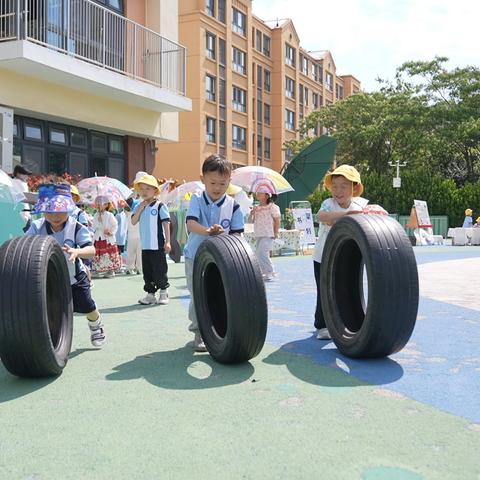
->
[131, 174, 171, 305]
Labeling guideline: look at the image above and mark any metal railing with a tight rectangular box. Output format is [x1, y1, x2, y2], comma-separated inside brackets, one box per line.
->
[0, 0, 186, 96]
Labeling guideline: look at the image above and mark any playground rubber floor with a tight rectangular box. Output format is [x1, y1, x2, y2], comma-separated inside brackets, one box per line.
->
[0, 246, 479, 479]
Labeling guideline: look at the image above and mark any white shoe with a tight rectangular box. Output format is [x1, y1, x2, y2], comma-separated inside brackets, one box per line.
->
[88, 318, 106, 348]
[316, 328, 331, 340]
[194, 333, 207, 352]
[138, 293, 156, 305]
[157, 289, 169, 305]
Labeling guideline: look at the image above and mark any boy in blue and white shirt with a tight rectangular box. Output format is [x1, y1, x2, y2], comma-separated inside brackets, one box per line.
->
[185, 154, 244, 351]
[131, 174, 171, 305]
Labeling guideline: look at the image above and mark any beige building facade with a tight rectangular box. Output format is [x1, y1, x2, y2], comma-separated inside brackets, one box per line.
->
[0, 0, 191, 182]
[156, 0, 360, 180]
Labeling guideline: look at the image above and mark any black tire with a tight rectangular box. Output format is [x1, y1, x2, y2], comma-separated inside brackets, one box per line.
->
[320, 215, 419, 358]
[193, 235, 268, 363]
[0, 235, 73, 377]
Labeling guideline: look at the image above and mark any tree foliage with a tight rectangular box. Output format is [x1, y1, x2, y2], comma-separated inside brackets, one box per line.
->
[285, 57, 480, 185]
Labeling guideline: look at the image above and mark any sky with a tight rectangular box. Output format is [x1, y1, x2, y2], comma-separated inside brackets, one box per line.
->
[251, 0, 479, 92]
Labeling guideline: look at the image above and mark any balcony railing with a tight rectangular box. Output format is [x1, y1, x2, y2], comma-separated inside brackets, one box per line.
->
[0, 0, 186, 96]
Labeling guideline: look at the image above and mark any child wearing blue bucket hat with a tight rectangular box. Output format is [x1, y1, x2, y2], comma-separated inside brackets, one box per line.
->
[25, 184, 106, 348]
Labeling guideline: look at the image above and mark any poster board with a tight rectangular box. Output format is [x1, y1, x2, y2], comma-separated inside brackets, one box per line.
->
[413, 200, 432, 228]
[291, 207, 315, 245]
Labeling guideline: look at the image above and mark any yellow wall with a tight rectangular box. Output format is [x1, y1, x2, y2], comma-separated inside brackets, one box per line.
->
[0, 68, 164, 139]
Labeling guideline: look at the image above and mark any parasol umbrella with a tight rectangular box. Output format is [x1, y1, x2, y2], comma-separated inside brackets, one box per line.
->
[164, 181, 204, 210]
[77, 176, 131, 207]
[231, 166, 294, 194]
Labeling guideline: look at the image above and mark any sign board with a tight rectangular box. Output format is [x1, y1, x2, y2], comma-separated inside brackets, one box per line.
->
[413, 199, 432, 228]
[291, 207, 315, 245]
[393, 177, 401, 188]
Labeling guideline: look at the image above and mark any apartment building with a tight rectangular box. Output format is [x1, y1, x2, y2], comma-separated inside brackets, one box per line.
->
[0, 0, 191, 182]
[156, 0, 360, 180]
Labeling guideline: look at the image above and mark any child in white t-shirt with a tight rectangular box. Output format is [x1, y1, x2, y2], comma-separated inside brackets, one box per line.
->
[312, 165, 366, 340]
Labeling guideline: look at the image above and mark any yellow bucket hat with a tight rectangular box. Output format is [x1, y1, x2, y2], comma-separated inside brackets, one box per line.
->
[70, 184, 80, 198]
[226, 183, 242, 195]
[476, 217, 480, 223]
[324, 165, 363, 196]
[134, 174, 159, 193]
[465, 208, 473, 216]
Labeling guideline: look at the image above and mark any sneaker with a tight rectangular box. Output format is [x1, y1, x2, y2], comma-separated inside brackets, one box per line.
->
[194, 333, 207, 352]
[157, 289, 169, 305]
[138, 293, 156, 305]
[316, 328, 331, 340]
[88, 319, 106, 348]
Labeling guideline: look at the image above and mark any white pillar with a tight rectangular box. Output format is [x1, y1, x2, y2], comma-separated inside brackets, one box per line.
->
[0, 106, 14, 173]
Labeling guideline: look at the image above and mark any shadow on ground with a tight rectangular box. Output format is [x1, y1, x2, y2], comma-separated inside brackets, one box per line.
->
[106, 345, 254, 390]
[0, 366, 58, 403]
[264, 335, 404, 387]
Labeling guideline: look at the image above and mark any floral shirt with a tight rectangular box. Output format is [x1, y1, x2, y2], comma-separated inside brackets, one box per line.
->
[253, 203, 281, 238]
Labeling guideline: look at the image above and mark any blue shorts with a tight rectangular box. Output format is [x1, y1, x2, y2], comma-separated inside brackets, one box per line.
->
[72, 272, 96, 314]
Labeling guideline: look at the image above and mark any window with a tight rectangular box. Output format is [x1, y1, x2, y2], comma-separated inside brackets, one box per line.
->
[257, 100, 263, 121]
[264, 137, 271, 159]
[219, 38, 226, 66]
[285, 109, 295, 130]
[299, 83, 304, 105]
[232, 8, 246, 36]
[285, 44, 295, 67]
[24, 122, 43, 141]
[206, 32, 216, 60]
[206, 0, 215, 17]
[257, 65, 263, 89]
[232, 125, 246, 150]
[70, 152, 88, 178]
[313, 93, 319, 109]
[206, 117, 216, 143]
[49, 126, 67, 145]
[264, 70, 271, 92]
[71, 129, 87, 149]
[301, 55, 308, 75]
[314, 64, 323, 83]
[285, 76, 295, 98]
[91, 132, 107, 151]
[109, 136, 124, 154]
[257, 135, 262, 159]
[206, 74, 216, 101]
[232, 86, 247, 112]
[256, 29, 262, 51]
[263, 35, 271, 57]
[218, 0, 226, 23]
[219, 79, 226, 106]
[336, 84, 344, 99]
[48, 150, 67, 174]
[264, 103, 271, 125]
[232, 47, 246, 75]
[219, 120, 226, 147]
[325, 72, 333, 91]
[304, 87, 309, 106]
[285, 148, 294, 164]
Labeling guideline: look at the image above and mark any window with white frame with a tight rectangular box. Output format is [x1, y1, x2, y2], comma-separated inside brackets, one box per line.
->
[232, 47, 246, 74]
[325, 72, 333, 91]
[285, 109, 295, 130]
[264, 69, 271, 92]
[206, 32, 216, 60]
[232, 125, 246, 150]
[285, 44, 296, 67]
[256, 29, 262, 51]
[285, 76, 295, 98]
[205, 0, 215, 17]
[232, 8, 246, 36]
[301, 55, 308, 75]
[232, 86, 247, 112]
[206, 116, 216, 143]
[206, 74, 216, 101]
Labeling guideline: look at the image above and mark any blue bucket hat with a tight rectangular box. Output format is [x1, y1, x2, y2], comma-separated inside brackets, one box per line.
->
[33, 184, 76, 214]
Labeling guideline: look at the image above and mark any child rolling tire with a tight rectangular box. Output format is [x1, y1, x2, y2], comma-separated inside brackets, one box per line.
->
[0, 235, 73, 377]
[320, 214, 419, 358]
[192, 235, 268, 363]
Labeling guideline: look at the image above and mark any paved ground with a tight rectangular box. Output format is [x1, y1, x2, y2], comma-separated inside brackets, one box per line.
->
[0, 246, 479, 479]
